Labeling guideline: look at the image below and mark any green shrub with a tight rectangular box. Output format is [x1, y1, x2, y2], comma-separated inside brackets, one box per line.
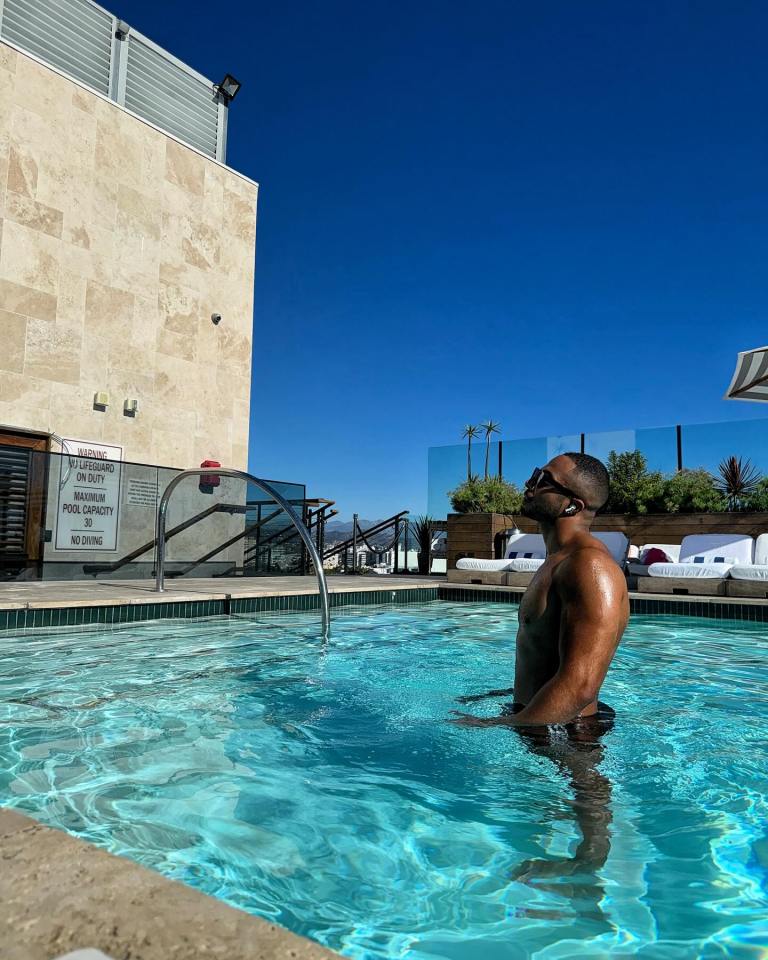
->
[659, 469, 727, 514]
[605, 451, 665, 515]
[744, 478, 768, 512]
[448, 476, 523, 514]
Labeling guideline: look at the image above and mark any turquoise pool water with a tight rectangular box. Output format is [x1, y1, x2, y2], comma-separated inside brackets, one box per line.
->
[0, 602, 766, 958]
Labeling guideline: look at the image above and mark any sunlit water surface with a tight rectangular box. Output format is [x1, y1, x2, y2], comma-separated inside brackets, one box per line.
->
[0, 602, 767, 959]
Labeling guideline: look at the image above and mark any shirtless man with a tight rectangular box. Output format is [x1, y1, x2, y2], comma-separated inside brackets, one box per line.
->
[451, 453, 629, 884]
[452, 452, 629, 728]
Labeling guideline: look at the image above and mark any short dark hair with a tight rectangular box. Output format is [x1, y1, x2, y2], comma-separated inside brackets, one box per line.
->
[563, 452, 610, 511]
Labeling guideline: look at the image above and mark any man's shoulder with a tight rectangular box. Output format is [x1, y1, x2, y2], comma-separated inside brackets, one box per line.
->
[553, 538, 624, 587]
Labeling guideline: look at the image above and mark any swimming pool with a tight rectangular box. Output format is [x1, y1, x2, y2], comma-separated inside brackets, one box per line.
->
[0, 601, 766, 958]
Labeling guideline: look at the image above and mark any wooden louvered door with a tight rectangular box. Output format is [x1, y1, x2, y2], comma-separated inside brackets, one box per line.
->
[0, 431, 48, 578]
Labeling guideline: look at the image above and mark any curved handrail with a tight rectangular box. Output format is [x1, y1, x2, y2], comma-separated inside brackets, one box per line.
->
[155, 468, 330, 638]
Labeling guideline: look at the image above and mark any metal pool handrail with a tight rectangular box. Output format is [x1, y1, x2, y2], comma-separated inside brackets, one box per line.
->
[154, 468, 330, 638]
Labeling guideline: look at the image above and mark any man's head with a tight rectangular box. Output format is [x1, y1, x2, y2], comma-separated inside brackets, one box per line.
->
[520, 453, 609, 523]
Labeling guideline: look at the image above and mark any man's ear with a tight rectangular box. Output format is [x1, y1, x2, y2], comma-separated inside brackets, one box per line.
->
[564, 499, 586, 516]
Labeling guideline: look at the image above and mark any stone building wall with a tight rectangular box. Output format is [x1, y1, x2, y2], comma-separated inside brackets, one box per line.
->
[0, 40, 257, 470]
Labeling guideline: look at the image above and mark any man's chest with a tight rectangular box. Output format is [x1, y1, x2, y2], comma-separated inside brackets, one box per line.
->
[518, 562, 561, 632]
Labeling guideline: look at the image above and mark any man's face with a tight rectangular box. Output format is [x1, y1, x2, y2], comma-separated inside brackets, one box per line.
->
[520, 456, 580, 521]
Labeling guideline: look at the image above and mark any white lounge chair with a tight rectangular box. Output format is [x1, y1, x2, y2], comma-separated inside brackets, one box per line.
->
[449, 531, 629, 587]
[449, 533, 546, 585]
[639, 534, 754, 596]
[727, 533, 768, 598]
[627, 543, 682, 577]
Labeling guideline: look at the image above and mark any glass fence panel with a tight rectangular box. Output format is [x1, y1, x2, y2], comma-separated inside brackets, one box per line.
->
[546, 434, 581, 461]
[584, 429, 636, 463]
[635, 425, 679, 475]
[500, 437, 548, 488]
[681, 418, 768, 474]
[0, 444, 308, 581]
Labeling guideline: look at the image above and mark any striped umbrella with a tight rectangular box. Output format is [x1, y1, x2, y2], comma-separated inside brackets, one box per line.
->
[724, 346, 768, 402]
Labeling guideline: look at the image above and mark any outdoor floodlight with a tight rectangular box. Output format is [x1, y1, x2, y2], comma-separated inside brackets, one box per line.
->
[216, 74, 242, 103]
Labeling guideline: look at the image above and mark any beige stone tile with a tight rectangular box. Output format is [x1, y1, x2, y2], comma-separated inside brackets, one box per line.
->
[158, 280, 200, 335]
[84, 279, 134, 338]
[223, 188, 257, 244]
[151, 422, 194, 468]
[49, 383, 106, 440]
[95, 113, 142, 190]
[4, 191, 63, 238]
[154, 352, 197, 407]
[0, 219, 59, 296]
[0, 69, 14, 128]
[0, 43, 17, 74]
[0, 370, 51, 407]
[6, 146, 38, 197]
[59, 240, 114, 289]
[71, 87, 96, 115]
[56, 270, 87, 324]
[217, 327, 251, 379]
[24, 317, 82, 385]
[165, 140, 205, 196]
[0, 309, 25, 373]
[158, 257, 207, 295]
[181, 217, 220, 272]
[116, 185, 161, 242]
[157, 327, 196, 363]
[79, 330, 110, 390]
[15, 54, 72, 120]
[0, 399, 51, 433]
[231, 442, 249, 470]
[0, 277, 56, 321]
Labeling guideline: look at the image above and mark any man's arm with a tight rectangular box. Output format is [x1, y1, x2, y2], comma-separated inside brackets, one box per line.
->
[452, 550, 625, 727]
[455, 686, 515, 704]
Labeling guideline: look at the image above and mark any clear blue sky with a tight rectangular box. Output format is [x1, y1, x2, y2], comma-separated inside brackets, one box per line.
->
[121, 1, 768, 519]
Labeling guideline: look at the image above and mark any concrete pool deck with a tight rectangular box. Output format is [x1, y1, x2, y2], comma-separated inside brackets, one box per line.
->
[0, 574, 767, 623]
[0, 574, 441, 610]
[0, 808, 342, 960]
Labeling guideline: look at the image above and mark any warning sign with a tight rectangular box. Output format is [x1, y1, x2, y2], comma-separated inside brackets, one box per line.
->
[54, 439, 123, 551]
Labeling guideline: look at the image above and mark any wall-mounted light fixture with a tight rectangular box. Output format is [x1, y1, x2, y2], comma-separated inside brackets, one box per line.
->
[211, 313, 222, 325]
[93, 391, 109, 410]
[115, 19, 130, 40]
[124, 398, 138, 417]
[215, 74, 242, 104]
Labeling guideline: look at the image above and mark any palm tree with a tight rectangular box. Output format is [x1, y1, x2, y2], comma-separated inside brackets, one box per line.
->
[461, 424, 479, 481]
[479, 419, 501, 479]
[715, 455, 761, 510]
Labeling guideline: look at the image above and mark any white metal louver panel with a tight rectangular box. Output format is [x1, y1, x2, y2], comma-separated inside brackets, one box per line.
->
[0, 0, 113, 95]
[124, 34, 219, 158]
[0, 446, 31, 555]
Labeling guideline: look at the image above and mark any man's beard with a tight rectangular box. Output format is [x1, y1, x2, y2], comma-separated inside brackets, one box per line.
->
[521, 497, 559, 522]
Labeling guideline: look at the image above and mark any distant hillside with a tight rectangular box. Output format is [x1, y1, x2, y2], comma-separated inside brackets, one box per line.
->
[325, 519, 386, 540]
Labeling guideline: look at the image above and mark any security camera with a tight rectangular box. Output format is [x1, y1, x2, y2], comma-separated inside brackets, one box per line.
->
[211, 313, 222, 325]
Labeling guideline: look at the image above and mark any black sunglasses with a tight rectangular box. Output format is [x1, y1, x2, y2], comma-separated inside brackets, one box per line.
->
[525, 467, 579, 500]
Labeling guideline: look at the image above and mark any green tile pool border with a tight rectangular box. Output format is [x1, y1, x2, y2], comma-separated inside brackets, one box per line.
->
[0, 588, 440, 631]
[438, 586, 768, 621]
[2, 583, 767, 631]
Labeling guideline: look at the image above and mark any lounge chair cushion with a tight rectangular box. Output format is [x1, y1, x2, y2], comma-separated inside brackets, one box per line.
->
[648, 562, 735, 579]
[592, 532, 630, 565]
[456, 558, 514, 571]
[729, 534, 768, 580]
[646, 533, 753, 580]
[729, 564, 768, 581]
[507, 557, 545, 572]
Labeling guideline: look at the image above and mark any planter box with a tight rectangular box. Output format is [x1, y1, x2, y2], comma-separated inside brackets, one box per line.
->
[637, 577, 727, 596]
[446, 513, 515, 570]
[513, 512, 768, 547]
[726, 579, 768, 599]
[446, 568, 508, 586]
